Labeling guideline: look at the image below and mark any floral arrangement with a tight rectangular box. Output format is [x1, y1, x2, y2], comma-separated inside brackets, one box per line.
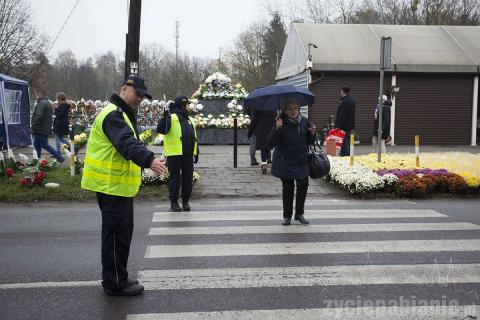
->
[194, 113, 250, 129]
[226, 99, 244, 117]
[326, 152, 479, 197]
[355, 153, 480, 189]
[326, 156, 398, 194]
[38, 159, 60, 172]
[139, 129, 155, 145]
[142, 168, 200, 185]
[139, 129, 164, 146]
[192, 72, 248, 100]
[73, 133, 88, 149]
[0, 151, 63, 187]
[20, 170, 46, 187]
[138, 99, 168, 127]
[186, 99, 204, 113]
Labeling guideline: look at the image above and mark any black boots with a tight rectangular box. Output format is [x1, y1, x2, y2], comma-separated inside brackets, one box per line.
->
[182, 200, 191, 211]
[294, 214, 310, 225]
[282, 218, 291, 226]
[104, 283, 144, 296]
[170, 201, 182, 212]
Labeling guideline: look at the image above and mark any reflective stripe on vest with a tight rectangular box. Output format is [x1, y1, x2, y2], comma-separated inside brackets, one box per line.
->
[163, 113, 198, 157]
[81, 103, 141, 197]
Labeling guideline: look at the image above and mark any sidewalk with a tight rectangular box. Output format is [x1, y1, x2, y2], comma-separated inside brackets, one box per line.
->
[10, 141, 480, 198]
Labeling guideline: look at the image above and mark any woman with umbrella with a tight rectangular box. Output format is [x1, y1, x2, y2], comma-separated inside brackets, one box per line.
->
[246, 84, 316, 225]
[266, 98, 316, 226]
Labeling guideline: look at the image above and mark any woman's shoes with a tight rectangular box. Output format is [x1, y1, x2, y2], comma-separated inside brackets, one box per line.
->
[261, 163, 267, 174]
[294, 214, 310, 225]
[282, 218, 291, 226]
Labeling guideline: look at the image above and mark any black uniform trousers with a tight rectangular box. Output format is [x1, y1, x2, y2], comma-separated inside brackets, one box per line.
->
[96, 192, 134, 291]
[167, 155, 194, 202]
[280, 177, 309, 219]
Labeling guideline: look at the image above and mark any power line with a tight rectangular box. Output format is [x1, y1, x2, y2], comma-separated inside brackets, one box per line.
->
[46, 0, 81, 55]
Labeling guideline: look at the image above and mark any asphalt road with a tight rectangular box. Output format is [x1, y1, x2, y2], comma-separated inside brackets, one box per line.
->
[1, 197, 480, 320]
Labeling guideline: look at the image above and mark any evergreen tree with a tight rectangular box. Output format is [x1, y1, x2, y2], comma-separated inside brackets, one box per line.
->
[261, 12, 287, 85]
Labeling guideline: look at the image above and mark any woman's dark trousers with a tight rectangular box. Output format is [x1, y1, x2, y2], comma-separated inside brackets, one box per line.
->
[281, 177, 309, 218]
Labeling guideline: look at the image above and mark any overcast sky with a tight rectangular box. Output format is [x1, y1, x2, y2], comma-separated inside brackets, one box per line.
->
[30, 0, 271, 62]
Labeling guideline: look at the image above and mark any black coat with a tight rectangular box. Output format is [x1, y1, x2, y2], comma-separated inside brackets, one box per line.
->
[248, 110, 276, 150]
[53, 103, 71, 136]
[372, 101, 392, 138]
[266, 115, 315, 180]
[31, 98, 53, 136]
[335, 95, 356, 131]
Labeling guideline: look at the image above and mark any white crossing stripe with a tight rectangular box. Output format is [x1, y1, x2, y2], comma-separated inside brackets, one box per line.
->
[152, 209, 446, 222]
[145, 239, 480, 258]
[0, 280, 100, 290]
[154, 199, 414, 209]
[138, 263, 480, 290]
[126, 305, 480, 320]
[149, 222, 480, 235]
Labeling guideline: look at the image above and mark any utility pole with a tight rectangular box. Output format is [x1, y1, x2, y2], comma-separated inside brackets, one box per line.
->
[175, 20, 180, 95]
[125, 0, 142, 79]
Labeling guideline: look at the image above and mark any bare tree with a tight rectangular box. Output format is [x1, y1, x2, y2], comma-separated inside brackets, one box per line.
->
[306, 0, 334, 23]
[226, 22, 267, 91]
[0, 0, 48, 80]
[336, 0, 357, 23]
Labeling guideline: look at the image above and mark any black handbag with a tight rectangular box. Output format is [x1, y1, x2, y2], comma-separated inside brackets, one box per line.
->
[308, 139, 330, 179]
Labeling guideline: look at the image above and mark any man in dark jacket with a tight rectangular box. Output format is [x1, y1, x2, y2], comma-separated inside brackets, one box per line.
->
[82, 75, 167, 296]
[31, 92, 65, 162]
[335, 86, 356, 157]
[372, 95, 392, 153]
[53, 92, 71, 153]
[157, 96, 198, 212]
[248, 110, 276, 174]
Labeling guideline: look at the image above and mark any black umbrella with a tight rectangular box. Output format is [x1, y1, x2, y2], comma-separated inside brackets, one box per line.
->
[244, 84, 315, 111]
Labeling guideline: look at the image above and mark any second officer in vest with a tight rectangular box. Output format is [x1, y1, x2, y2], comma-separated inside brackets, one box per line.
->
[157, 95, 198, 212]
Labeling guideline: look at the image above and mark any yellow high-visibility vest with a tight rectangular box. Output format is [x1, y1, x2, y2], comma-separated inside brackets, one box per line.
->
[81, 103, 141, 197]
[163, 113, 198, 156]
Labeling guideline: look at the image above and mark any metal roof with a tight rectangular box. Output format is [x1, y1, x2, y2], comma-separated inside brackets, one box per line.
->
[276, 23, 480, 80]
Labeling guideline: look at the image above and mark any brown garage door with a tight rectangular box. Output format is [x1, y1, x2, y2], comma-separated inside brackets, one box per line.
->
[309, 72, 390, 145]
[395, 74, 473, 145]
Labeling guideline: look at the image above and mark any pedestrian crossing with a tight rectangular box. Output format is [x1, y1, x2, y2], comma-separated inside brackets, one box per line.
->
[129, 198, 480, 319]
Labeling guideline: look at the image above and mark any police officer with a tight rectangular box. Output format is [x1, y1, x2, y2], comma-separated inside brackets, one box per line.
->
[157, 95, 198, 212]
[81, 75, 167, 296]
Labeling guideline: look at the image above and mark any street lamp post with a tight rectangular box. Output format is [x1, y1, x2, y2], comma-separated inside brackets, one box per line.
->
[307, 43, 318, 89]
[377, 36, 392, 162]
